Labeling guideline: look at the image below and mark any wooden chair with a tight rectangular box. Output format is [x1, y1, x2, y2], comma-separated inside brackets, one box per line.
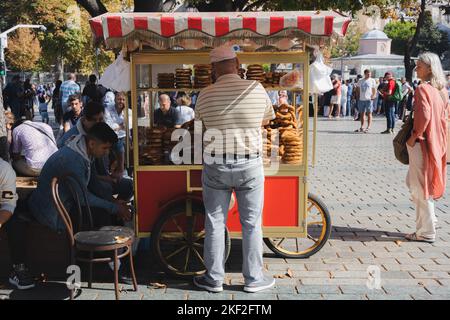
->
[51, 175, 138, 300]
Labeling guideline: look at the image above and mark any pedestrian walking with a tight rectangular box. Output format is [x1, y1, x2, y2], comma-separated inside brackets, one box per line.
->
[400, 77, 413, 120]
[2, 75, 24, 120]
[59, 73, 81, 115]
[353, 74, 363, 121]
[37, 88, 49, 124]
[23, 79, 36, 121]
[341, 80, 348, 117]
[193, 46, 276, 293]
[380, 72, 397, 134]
[354, 69, 377, 133]
[52, 80, 63, 127]
[404, 52, 449, 243]
[375, 77, 386, 115]
[329, 75, 342, 118]
[346, 79, 353, 117]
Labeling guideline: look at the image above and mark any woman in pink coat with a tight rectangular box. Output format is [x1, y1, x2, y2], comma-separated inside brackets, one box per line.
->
[405, 52, 449, 243]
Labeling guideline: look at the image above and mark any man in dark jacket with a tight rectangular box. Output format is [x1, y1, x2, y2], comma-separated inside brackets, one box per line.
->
[2, 76, 24, 120]
[29, 122, 131, 231]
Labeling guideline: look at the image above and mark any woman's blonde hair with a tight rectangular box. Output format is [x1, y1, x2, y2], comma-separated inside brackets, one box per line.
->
[178, 95, 192, 106]
[417, 52, 447, 90]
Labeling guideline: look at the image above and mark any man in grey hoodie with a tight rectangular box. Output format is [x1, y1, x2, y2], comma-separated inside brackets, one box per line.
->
[58, 101, 133, 203]
[28, 122, 131, 231]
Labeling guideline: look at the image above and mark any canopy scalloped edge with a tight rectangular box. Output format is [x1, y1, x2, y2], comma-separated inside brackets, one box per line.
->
[103, 28, 333, 51]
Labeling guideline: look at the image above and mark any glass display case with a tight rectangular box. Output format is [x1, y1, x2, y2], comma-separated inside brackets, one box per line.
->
[131, 51, 308, 171]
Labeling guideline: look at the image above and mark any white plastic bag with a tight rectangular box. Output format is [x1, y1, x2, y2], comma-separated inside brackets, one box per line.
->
[309, 52, 333, 94]
[99, 52, 131, 92]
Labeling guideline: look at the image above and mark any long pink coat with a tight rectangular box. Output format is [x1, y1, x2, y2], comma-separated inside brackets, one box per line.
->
[412, 83, 449, 200]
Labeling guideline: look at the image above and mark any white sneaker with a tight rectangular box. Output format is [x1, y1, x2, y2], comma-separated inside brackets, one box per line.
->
[244, 277, 275, 293]
[193, 276, 223, 293]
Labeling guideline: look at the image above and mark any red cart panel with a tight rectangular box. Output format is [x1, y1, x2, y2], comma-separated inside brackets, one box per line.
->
[137, 170, 301, 234]
[136, 171, 187, 233]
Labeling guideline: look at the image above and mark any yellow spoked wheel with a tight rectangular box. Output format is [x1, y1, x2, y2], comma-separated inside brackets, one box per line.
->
[263, 193, 331, 258]
[151, 204, 231, 277]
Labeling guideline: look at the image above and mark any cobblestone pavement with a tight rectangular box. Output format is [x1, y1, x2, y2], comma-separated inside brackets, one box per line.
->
[1, 116, 449, 300]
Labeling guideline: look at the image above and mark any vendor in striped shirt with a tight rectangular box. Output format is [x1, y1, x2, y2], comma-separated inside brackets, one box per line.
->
[193, 46, 275, 294]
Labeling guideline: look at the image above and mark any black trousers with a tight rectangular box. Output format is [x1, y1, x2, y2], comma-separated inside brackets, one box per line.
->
[4, 213, 28, 266]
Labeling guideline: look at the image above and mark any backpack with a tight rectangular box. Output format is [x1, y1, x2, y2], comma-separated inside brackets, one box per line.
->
[388, 80, 403, 102]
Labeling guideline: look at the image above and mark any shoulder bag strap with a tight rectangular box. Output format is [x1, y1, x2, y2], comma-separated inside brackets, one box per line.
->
[22, 122, 57, 147]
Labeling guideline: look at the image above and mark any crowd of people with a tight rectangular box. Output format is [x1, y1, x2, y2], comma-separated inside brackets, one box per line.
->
[1, 73, 135, 290]
[320, 71, 419, 134]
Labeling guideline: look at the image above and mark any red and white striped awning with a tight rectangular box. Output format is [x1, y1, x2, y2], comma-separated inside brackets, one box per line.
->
[89, 11, 351, 50]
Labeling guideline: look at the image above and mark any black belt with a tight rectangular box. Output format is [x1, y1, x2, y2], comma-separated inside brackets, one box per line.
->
[209, 153, 261, 160]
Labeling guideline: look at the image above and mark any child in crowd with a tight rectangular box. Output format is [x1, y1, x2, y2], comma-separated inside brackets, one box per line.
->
[38, 91, 49, 124]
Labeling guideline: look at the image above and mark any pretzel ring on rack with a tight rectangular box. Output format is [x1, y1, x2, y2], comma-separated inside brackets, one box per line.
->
[284, 143, 302, 149]
[283, 154, 302, 159]
[279, 104, 295, 112]
[278, 120, 297, 127]
[281, 129, 298, 137]
[283, 151, 302, 157]
[277, 120, 297, 127]
[278, 126, 294, 133]
[276, 113, 293, 121]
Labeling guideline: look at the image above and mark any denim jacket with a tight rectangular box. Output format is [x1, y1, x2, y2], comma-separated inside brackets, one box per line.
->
[28, 135, 118, 231]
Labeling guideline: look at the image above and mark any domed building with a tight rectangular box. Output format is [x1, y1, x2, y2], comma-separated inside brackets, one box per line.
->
[331, 29, 405, 79]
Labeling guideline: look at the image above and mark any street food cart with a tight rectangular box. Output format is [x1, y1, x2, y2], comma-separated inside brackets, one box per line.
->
[89, 11, 351, 276]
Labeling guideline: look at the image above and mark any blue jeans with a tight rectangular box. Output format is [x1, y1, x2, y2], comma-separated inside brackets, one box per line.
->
[346, 98, 352, 116]
[202, 157, 265, 286]
[385, 101, 396, 130]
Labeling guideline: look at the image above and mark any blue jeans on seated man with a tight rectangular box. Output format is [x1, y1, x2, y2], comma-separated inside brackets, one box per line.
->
[202, 156, 266, 287]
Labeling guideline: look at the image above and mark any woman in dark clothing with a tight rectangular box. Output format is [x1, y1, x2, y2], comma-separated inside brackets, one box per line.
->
[52, 80, 63, 126]
[23, 79, 36, 120]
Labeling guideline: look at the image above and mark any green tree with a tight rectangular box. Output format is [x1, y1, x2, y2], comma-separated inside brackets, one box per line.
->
[383, 20, 416, 55]
[0, 0, 122, 77]
[384, 12, 449, 57]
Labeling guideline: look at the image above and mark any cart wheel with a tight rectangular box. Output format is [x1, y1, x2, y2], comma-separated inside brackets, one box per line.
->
[151, 203, 231, 277]
[263, 193, 331, 259]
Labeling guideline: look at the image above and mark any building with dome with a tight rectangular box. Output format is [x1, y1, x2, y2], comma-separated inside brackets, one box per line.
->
[331, 29, 406, 79]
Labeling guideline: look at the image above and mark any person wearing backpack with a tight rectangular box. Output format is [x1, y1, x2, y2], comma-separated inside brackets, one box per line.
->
[380, 72, 401, 134]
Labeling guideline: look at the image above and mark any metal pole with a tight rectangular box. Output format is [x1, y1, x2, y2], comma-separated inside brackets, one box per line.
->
[312, 94, 318, 167]
[124, 91, 130, 170]
[0, 36, 5, 87]
[95, 47, 100, 79]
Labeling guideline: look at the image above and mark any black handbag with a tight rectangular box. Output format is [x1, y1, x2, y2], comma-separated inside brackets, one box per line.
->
[393, 112, 413, 165]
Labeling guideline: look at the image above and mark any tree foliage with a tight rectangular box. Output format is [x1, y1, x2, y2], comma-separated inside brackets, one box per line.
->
[384, 11, 449, 58]
[5, 28, 42, 71]
[0, 0, 122, 74]
[384, 20, 416, 55]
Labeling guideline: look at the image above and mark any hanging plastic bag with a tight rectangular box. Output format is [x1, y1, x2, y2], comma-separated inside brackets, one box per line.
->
[280, 68, 303, 89]
[99, 52, 131, 92]
[309, 51, 333, 94]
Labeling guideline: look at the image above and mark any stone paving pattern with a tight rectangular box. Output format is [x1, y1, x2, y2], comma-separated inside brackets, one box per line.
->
[1, 117, 449, 300]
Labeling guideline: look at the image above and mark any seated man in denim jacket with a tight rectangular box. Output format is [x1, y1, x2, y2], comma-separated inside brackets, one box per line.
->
[28, 122, 131, 231]
[58, 101, 133, 203]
